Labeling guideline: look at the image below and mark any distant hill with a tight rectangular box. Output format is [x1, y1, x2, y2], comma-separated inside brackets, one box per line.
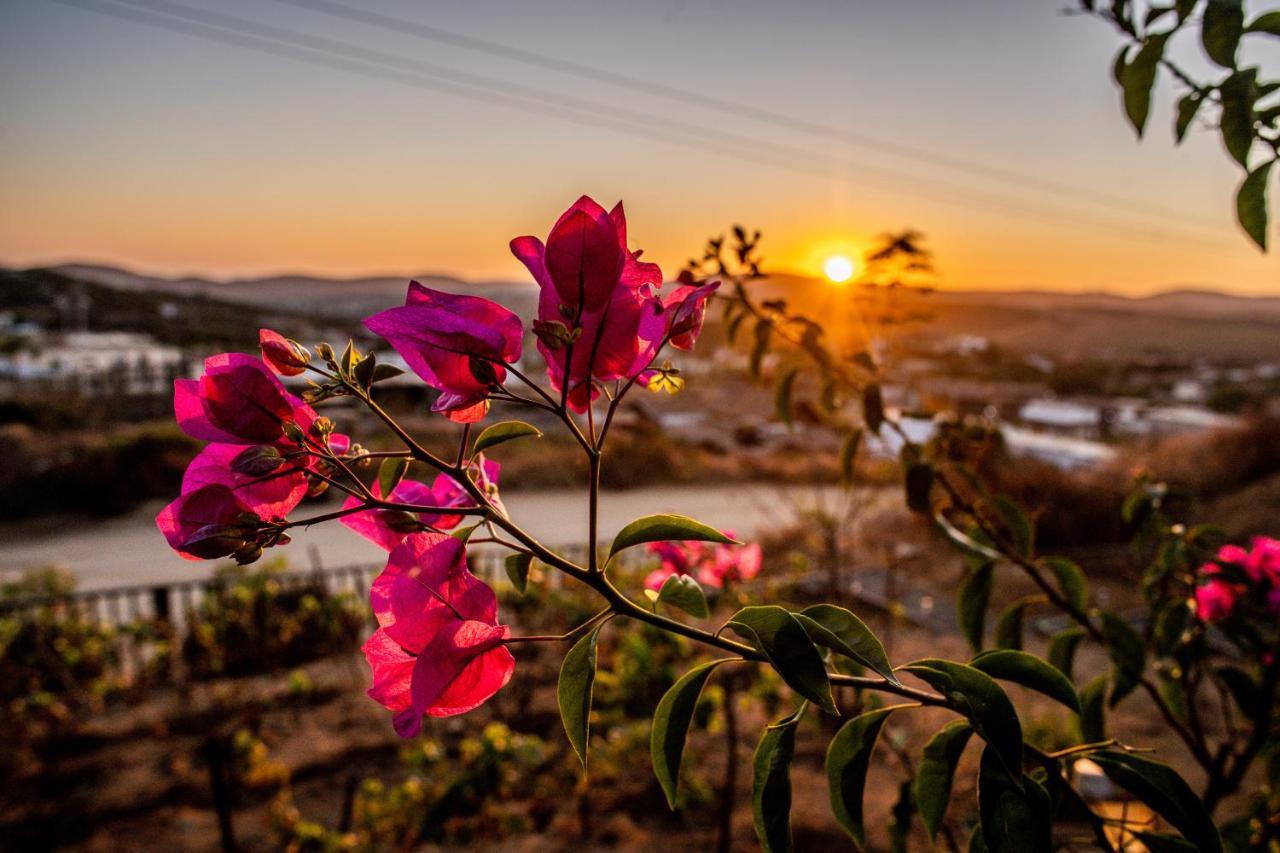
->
[46, 263, 539, 321]
[14, 263, 1280, 362]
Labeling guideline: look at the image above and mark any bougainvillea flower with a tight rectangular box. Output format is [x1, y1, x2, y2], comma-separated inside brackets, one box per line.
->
[700, 540, 763, 589]
[259, 329, 309, 376]
[511, 197, 664, 412]
[175, 353, 311, 444]
[663, 282, 720, 351]
[363, 282, 523, 423]
[156, 483, 259, 561]
[363, 534, 514, 735]
[182, 442, 308, 521]
[643, 539, 702, 590]
[1194, 577, 1238, 623]
[340, 457, 503, 550]
[1245, 536, 1280, 584]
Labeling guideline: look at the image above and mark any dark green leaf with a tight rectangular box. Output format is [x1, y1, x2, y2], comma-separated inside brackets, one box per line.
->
[774, 367, 798, 425]
[1076, 674, 1109, 742]
[1236, 159, 1273, 251]
[1175, 0, 1198, 21]
[608, 514, 734, 561]
[557, 624, 602, 767]
[904, 461, 934, 514]
[990, 495, 1034, 557]
[472, 420, 543, 454]
[937, 516, 1003, 561]
[752, 713, 799, 853]
[1202, 0, 1244, 67]
[1153, 600, 1191, 656]
[352, 352, 376, 388]
[377, 457, 409, 499]
[1175, 92, 1203, 143]
[914, 721, 973, 840]
[958, 561, 995, 653]
[970, 649, 1081, 712]
[862, 384, 884, 434]
[797, 603, 897, 684]
[727, 606, 837, 714]
[651, 659, 733, 808]
[750, 318, 772, 379]
[370, 362, 405, 383]
[887, 778, 915, 853]
[977, 746, 1052, 853]
[992, 598, 1032, 651]
[1219, 68, 1259, 166]
[1121, 32, 1170, 136]
[504, 552, 531, 594]
[1246, 10, 1280, 34]
[1039, 556, 1088, 611]
[825, 705, 905, 847]
[657, 573, 710, 619]
[839, 428, 863, 486]
[1047, 627, 1086, 681]
[1091, 750, 1223, 853]
[902, 660, 1022, 780]
[1100, 611, 1146, 705]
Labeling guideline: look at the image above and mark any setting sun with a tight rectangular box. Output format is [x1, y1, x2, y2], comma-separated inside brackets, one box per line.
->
[824, 255, 856, 284]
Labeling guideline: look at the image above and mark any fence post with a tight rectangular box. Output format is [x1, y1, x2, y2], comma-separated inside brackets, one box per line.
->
[203, 735, 238, 852]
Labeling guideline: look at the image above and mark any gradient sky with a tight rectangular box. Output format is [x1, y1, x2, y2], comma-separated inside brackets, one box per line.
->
[2, 0, 1278, 293]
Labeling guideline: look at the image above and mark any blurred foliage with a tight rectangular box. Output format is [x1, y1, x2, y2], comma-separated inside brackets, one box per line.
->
[181, 561, 365, 680]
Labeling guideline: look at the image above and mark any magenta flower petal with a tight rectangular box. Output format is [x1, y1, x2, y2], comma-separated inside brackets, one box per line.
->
[259, 329, 308, 376]
[195, 353, 297, 444]
[174, 379, 242, 443]
[156, 484, 255, 560]
[372, 534, 498, 650]
[664, 282, 720, 350]
[411, 620, 514, 718]
[363, 628, 416, 714]
[544, 197, 624, 311]
[182, 443, 307, 521]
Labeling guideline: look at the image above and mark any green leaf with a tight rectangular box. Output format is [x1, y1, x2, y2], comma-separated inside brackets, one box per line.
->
[914, 721, 973, 840]
[750, 318, 772, 379]
[970, 649, 1081, 712]
[904, 461, 934, 514]
[726, 606, 837, 714]
[608, 514, 734, 561]
[377, 457, 409, 499]
[656, 573, 710, 619]
[352, 352, 377, 388]
[797, 603, 898, 684]
[1100, 611, 1146, 705]
[1219, 68, 1259, 167]
[1076, 674, 1109, 742]
[504, 552, 532, 594]
[937, 516, 1002, 562]
[370, 362, 405, 383]
[1039, 556, 1088, 611]
[1175, 92, 1203, 143]
[902, 660, 1022, 780]
[957, 561, 995, 653]
[1091, 750, 1223, 853]
[887, 778, 916, 853]
[774, 366, 798, 425]
[557, 624, 602, 767]
[1047, 627, 1086, 681]
[862, 384, 884, 433]
[990, 495, 1034, 557]
[1202, 0, 1244, 67]
[1153, 600, 1191, 656]
[752, 713, 799, 853]
[839, 428, 863, 486]
[1246, 10, 1280, 34]
[992, 597, 1032, 651]
[472, 420, 543, 454]
[977, 747, 1052, 853]
[449, 522, 481, 542]
[651, 659, 733, 808]
[1236, 159, 1274, 251]
[1121, 32, 1170, 136]
[825, 706, 905, 847]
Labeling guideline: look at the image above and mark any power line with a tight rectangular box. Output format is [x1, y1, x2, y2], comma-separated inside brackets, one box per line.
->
[51, 0, 1230, 248]
[273, 0, 1221, 232]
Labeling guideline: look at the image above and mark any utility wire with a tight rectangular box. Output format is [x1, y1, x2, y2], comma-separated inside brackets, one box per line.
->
[273, 0, 1221, 232]
[51, 0, 1231, 248]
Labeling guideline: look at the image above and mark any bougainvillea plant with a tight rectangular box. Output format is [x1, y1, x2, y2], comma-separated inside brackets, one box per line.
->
[159, 198, 1276, 851]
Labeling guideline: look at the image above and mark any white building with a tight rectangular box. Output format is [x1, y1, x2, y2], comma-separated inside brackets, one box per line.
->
[0, 331, 184, 396]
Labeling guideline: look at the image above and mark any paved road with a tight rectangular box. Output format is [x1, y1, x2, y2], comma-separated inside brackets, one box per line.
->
[0, 483, 842, 591]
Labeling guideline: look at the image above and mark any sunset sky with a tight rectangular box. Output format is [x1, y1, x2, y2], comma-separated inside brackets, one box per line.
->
[2, 0, 1278, 294]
